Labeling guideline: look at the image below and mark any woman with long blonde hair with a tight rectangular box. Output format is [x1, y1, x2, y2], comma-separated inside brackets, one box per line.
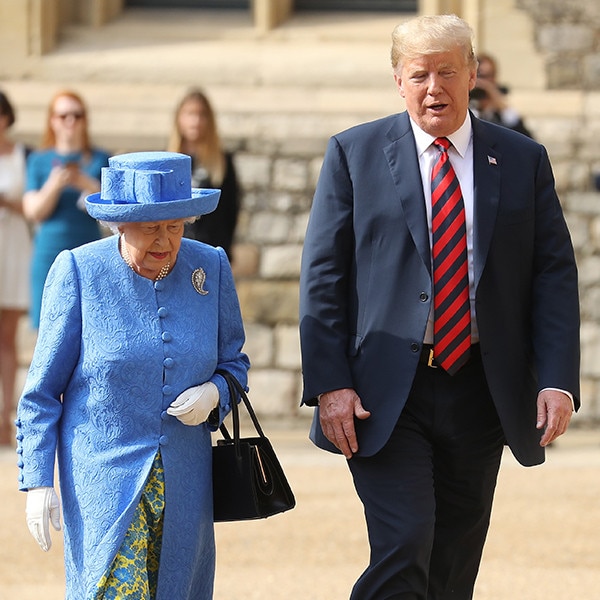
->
[168, 89, 240, 261]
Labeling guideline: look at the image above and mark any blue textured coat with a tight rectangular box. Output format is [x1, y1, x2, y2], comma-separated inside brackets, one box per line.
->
[16, 235, 249, 599]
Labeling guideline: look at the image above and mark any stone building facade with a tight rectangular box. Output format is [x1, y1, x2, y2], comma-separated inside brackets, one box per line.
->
[518, 0, 600, 91]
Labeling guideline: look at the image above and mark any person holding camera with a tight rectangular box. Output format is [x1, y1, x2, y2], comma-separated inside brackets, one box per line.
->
[470, 52, 533, 138]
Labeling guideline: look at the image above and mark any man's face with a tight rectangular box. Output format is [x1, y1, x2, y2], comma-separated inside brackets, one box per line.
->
[394, 47, 476, 137]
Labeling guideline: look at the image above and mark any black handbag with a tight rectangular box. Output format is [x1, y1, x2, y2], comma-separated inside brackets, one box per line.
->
[212, 369, 296, 522]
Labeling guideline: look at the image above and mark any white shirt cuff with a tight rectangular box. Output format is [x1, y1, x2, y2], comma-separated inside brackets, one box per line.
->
[540, 387, 575, 411]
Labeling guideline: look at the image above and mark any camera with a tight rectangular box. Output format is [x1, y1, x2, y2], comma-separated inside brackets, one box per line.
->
[469, 87, 488, 101]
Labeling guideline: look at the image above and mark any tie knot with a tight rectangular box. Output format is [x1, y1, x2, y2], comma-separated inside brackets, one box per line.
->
[434, 137, 450, 152]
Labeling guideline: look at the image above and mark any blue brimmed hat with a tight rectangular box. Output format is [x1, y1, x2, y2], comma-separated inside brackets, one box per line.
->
[85, 151, 220, 222]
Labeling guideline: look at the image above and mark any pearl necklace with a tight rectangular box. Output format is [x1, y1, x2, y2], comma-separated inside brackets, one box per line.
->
[121, 240, 171, 282]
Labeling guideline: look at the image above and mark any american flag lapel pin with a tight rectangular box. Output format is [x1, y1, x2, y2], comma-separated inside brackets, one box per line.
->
[488, 155, 498, 165]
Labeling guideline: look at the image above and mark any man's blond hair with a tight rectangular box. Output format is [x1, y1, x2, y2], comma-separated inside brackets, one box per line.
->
[391, 14, 477, 71]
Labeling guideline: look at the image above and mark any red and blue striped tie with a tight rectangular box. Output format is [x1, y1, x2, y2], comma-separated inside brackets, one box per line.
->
[431, 137, 471, 375]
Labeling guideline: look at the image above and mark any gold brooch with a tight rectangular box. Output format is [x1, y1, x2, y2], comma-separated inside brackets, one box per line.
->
[192, 268, 209, 295]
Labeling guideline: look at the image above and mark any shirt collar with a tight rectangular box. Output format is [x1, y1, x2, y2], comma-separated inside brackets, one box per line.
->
[409, 113, 472, 158]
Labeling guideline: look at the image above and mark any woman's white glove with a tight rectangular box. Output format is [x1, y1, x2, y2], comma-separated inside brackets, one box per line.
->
[167, 382, 219, 426]
[26, 487, 62, 552]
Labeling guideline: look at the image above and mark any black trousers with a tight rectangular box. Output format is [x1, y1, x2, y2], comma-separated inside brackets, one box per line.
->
[348, 353, 505, 600]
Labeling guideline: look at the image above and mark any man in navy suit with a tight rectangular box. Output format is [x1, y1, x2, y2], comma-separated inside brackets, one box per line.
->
[299, 14, 579, 600]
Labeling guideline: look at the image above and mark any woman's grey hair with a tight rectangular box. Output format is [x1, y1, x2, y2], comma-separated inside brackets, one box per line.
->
[391, 14, 477, 71]
[99, 221, 124, 235]
[98, 217, 198, 235]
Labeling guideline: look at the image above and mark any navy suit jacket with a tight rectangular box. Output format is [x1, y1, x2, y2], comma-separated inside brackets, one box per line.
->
[299, 111, 580, 467]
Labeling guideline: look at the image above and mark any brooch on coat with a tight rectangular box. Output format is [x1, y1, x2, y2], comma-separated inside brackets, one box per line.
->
[192, 268, 209, 295]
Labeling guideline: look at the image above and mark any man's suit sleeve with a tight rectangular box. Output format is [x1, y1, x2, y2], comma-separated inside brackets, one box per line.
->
[531, 145, 580, 409]
[299, 136, 355, 405]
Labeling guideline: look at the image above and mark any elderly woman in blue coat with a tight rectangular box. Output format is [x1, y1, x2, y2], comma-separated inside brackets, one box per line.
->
[16, 151, 250, 600]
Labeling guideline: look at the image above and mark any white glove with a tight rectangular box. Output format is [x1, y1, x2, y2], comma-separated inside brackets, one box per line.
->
[26, 487, 62, 552]
[167, 382, 219, 426]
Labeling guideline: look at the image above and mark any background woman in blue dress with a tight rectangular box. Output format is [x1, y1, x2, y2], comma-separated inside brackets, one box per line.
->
[23, 89, 109, 328]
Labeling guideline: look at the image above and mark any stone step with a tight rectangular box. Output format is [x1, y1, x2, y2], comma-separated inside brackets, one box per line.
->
[3, 79, 401, 151]
[3, 77, 588, 155]
[4, 7, 582, 153]
[3, 9, 405, 149]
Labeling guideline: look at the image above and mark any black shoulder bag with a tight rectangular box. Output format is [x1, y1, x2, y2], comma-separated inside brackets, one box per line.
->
[212, 369, 296, 522]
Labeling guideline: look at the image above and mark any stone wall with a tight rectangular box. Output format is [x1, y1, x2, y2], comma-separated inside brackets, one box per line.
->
[228, 138, 325, 423]
[518, 0, 600, 90]
[516, 0, 600, 423]
[559, 119, 600, 425]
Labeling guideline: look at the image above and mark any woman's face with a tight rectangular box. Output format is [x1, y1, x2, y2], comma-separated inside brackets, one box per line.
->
[177, 98, 209, 143]
[119, 219, 186, 280]
[50, 95, 86, 144]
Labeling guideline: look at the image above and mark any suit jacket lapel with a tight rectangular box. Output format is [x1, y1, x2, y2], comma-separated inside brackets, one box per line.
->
[383, 113, 431, 274]
[380, 113, 502, 287]
[471, 117, 501, 290]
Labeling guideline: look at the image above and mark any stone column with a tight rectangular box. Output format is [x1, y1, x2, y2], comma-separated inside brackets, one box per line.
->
[0, 0, 58, 62]
[254, 0, 294, 32]
[77, 0, 124, 27]
[419, 0, 483, 49]
[420, 0, 463, 16]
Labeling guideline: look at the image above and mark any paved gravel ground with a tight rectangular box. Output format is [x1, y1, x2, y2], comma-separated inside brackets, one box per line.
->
[1, 426, 599, 600]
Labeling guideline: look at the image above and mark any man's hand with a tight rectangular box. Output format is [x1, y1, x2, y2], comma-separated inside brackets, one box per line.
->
[536, 389, 573, 447]
[319, 388, 370, 459]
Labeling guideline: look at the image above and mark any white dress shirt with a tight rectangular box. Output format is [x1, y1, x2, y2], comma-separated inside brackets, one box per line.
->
[410, 114, 479, 345]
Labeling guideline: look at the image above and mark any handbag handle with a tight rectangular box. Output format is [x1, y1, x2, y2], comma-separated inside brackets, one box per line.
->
[215, 369, 266, 450]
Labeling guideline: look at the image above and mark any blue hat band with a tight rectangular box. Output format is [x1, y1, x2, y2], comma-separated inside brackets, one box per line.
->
[101, 167, 190, 205]
[84, 151, 221, 222]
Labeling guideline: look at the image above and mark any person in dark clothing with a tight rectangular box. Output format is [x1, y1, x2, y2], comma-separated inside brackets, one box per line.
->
[470, 52, 534, 138]
[168, 89, 240, 261]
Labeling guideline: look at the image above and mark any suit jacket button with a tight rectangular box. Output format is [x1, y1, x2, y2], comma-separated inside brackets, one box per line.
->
[419, 292, 428, 302]
[410, 343, 419, 352]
